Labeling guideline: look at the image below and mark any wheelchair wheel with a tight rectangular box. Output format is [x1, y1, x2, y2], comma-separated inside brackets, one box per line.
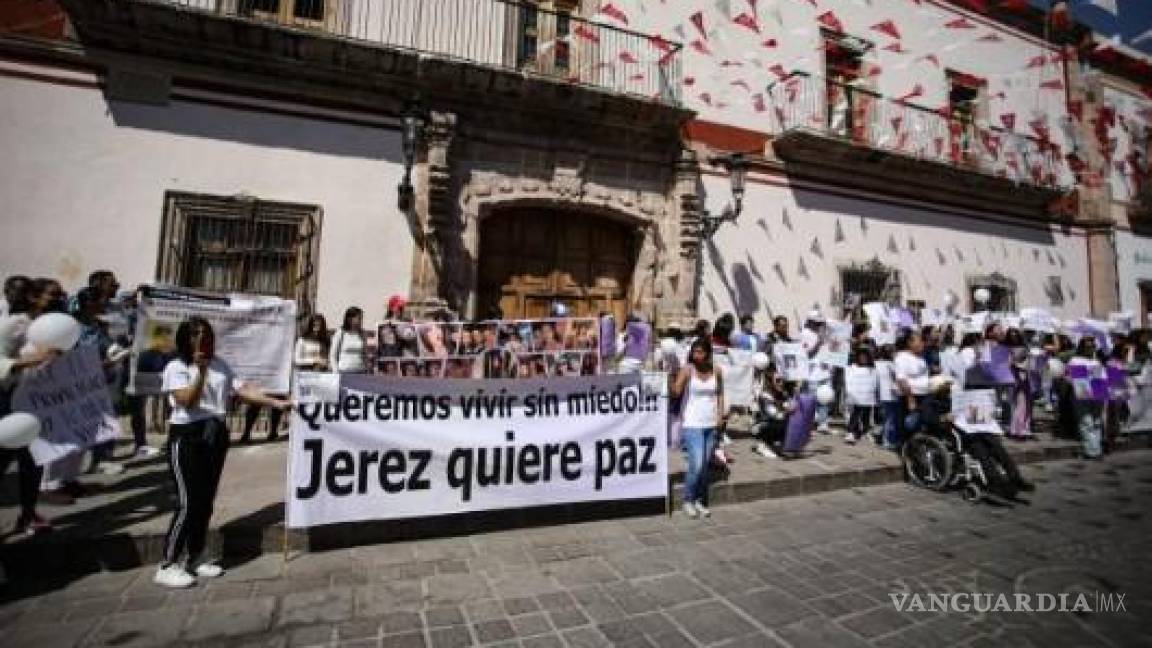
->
[903, 434, 954, 491]
[961, 483, 983, 504]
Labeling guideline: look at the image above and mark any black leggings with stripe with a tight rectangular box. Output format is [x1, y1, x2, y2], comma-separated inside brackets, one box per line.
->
[163, 419, 230, 566]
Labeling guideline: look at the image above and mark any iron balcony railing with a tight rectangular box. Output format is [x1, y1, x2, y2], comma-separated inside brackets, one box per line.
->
[767, 71, 1071, 191]
[132, 0, 682, 104]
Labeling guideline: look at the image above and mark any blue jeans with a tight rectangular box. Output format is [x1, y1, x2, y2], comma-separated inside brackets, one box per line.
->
[681, 427, 716, 504]
[881, 401, 901, 448]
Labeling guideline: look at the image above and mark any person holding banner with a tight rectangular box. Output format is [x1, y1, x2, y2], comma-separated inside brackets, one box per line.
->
[0, 278, 61, 532]
[799, 311, 831, 434]
[155, 317, 292, 589]
[1067, 337, 1106, 459]
[670, 338, 725, 519]
[894, 331, 931, 447]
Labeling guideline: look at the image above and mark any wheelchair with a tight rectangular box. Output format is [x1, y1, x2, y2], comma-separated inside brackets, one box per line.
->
[901, 425, 1013, 503]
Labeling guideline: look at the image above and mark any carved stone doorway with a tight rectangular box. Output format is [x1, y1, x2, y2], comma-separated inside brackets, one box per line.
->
[477, 208, 637, 321]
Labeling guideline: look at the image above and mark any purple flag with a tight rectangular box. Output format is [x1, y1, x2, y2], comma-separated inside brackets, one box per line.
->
[625, 321, 651, 362]
[783, 394, 815, 453]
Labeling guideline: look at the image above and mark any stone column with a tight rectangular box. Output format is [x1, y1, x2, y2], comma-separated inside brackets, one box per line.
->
[657, 148, 703, 327]
[407, 111, 461, 319]
[1084, 221, 1120, 317]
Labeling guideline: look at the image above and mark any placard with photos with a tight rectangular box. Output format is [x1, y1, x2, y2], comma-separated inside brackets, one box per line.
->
[375, 318, 600, 378]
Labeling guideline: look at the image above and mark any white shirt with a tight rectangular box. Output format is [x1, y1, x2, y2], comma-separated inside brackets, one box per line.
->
[681, 369, 720, 428]
[893, 351, 930, 396]
[844, 365, 878, 407]
[0, 313, 32, 388]
[330, 330, 367, 373]
[875, 359, 898, 403]
[162, 358, 243, 424]
[294, 338, 326, 369]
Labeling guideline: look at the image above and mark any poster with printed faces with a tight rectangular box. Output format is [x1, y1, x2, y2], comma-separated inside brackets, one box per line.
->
[817, 320, 853, 368]
[1067, 363, 1109, 403]
[844, 365, 878, 406]
[921, 308, 948, 328]
[863, 302, 894, 346]
[951, 389, 1003, 435]
[1020, 308, 1056, 334]
[773, 342, 809, 382]
[1109, 312, 1134, 335]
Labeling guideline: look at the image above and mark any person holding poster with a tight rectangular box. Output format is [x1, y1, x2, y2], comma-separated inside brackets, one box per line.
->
[799, 311, 831, 434]
[875, 346, 900, 450]
[1067, 337, 1106, 459]
[155, 317, 291, 589]
[893, 331, 931, 446]
[0, 278, 59, 534]
[670, 338, 725, 519]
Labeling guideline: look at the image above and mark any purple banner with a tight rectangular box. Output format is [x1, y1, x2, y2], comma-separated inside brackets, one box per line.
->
[599, 316, 616, 359]
[1107, 365, 1130, 401]
[979, 343, 1015, 385]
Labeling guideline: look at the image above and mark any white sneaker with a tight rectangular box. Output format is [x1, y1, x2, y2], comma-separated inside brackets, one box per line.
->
[753, 442, 778, 459]
[818, 424, 831, 435]
[154, 564, 196, 589]
[844, 434, 857, 445]
[136, 445, 161, 458]
[695, 503, 712, 518]
[682, 501, 699, 519]
[720, 433, 733, 447]
[97, 462, 125, 476]
[193, 563, 224, 579]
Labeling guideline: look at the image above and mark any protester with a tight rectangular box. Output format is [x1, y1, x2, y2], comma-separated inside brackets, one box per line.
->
[155, 317, 291, 588]
[1, 275, 29, 319]
[294, 314, 330, 372]
[670, 338, 725, 519]
[730, 314, 761, 351]
[844, 348, 877, 444]
[710, 314, 735, 352]
[875, 345, 899, 450]
[751, 366, 791, 459]
[799, 310, 831, 434]
[1068, 337, 1105, 459]
[75, 286, 126, 476]
[385, 295, 408, 321]
[0, 278, 58, 533]
[330, 307, 368, 373]
[894, 330, 930, 446]
[113, 288, 158, 459]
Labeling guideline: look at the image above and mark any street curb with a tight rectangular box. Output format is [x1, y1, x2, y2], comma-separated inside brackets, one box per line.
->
[5, 434, 1149, 576]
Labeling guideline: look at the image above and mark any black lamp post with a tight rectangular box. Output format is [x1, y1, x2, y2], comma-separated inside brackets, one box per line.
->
[700, 152, 749, 238]
[398, 100, 426, 212]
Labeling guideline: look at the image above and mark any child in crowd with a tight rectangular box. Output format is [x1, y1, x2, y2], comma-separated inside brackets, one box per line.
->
[844, 348, 878, 445]
[874, 345, 899, 450]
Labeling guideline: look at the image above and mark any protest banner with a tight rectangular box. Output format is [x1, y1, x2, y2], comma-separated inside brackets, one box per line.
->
[12, 345, 121, 466]
[1108, 312, 1134, 335]
[1124, 366, 1152, 433]
[817, 320, 852, 368]
[1021, 308, 1056, 333]
[1067, 364, 1109, 403]
[951, 389, 1002, 435]
[286, 373, 668, 528]
[844, 366, 877, 406]
[130, 286, 296, 395]
[1106, 365, 1130, 401]
[773, 342, 809, 382]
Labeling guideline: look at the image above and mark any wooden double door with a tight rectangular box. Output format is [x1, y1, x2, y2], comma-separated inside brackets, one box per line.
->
[478, 209, 637, 322]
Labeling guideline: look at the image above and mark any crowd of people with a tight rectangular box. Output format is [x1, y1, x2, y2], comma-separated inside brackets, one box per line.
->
[658, 307, 1151, 518]
[3, 269, 1150, 578]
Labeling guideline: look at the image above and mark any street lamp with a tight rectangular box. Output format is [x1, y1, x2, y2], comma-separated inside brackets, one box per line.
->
[398, 99, 426, 212]
[700, 152, 749, 238]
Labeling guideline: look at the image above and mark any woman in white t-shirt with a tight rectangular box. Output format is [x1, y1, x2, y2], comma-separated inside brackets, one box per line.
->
[330, 307, 368, 373]
[1067, 336, 1105, 459]
[670, 338, 726, 519]
[893, 331, 930, 443]
[154, 317, 290, 589]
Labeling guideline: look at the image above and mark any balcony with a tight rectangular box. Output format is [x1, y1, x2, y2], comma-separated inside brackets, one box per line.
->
[766, 72, 1071, 218]
[70, 0, 682, 106]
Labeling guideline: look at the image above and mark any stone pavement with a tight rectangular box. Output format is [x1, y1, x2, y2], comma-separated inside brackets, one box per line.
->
[0, 411, 1138, 569]
[1, 450, 1150, 647]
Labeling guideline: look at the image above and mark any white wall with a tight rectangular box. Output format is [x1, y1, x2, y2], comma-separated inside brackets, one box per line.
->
[612, 0, 1070, 148]
[1101, 85, 1151, 205]
[0, 67, 412, 325]
[1115, 229, 1152, 320]
[697, 173, 1092, 328]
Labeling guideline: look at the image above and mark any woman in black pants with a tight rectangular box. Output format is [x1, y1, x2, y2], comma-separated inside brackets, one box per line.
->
[154, 317, 290, 589]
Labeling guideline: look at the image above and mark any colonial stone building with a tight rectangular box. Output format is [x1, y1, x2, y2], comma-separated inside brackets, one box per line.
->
[0, 0, 1149, 328]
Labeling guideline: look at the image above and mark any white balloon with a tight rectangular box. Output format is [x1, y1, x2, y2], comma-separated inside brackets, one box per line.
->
[658, 338, 679, 357]
[974, 288, 992, 304]
[816, 384, 836, 405]
[1047, 358, 1065, 379]
[27, 313, 81, 351]
[0, 413, 41, 449]
[942, 291, 958, 308]
[751, 352, 770, 370]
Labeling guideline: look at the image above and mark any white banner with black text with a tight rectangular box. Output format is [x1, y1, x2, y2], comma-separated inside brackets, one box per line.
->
[286, 374, 668, 528]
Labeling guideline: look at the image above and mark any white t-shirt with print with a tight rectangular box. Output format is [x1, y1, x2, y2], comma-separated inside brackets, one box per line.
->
[893, 351, 930, 396]
[875, 359, 898, 403]
[162, 358, 244, 424]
